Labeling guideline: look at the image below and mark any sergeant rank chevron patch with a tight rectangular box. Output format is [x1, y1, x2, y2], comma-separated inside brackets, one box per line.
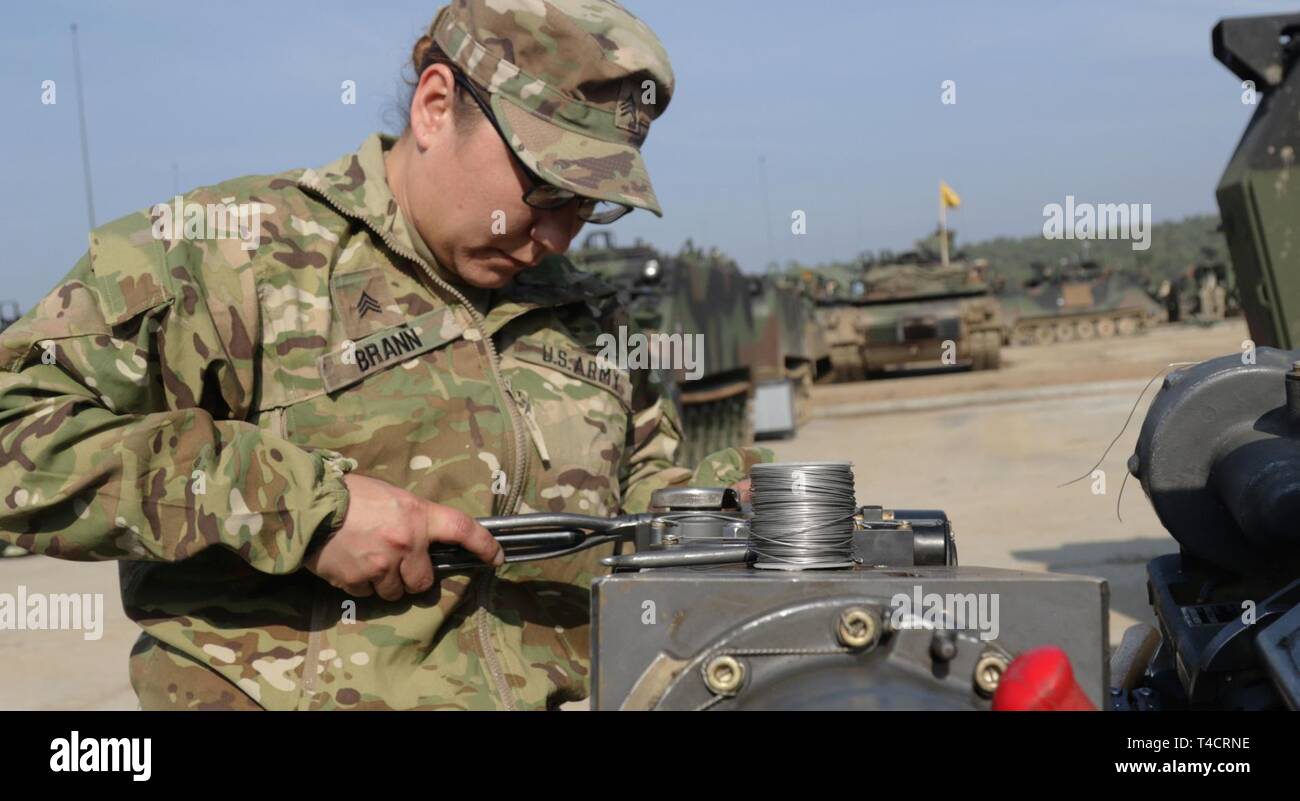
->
[355, 291, 382, 318]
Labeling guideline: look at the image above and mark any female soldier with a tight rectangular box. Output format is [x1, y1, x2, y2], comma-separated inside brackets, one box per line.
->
[0, 0, 764, 710]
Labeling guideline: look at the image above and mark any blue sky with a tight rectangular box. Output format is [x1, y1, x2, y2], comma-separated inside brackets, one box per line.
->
[0, 0, 1290, 309]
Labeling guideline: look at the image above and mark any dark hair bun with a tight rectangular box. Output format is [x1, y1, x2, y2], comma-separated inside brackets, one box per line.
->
[411, 34, 434, 75]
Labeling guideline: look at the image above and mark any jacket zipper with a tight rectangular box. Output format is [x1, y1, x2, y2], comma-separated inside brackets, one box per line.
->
[505, 377, 550, 466]
[302, 180, 525, 710]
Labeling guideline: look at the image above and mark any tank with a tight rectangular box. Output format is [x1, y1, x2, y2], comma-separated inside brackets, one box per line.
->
[998, 259, 1165, 346]
[746, 275, 831, 437]
[1117, 12, 1300, 711]
[813, 242, 1003, 382]
[568, 233, 758, 469]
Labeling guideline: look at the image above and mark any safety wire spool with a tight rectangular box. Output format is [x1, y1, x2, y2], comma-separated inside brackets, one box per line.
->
[748, 461, 857, 570]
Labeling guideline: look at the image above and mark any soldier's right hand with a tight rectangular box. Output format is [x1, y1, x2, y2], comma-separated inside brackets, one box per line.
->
[303, 473, 504, 600]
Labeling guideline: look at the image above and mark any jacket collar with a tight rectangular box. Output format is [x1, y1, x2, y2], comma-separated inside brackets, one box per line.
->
[299, 133, 616, 331]
[298, 133, 399, 232]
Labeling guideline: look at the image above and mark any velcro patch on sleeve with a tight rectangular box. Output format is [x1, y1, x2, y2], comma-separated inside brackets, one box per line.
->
[330, 267, 402, 338]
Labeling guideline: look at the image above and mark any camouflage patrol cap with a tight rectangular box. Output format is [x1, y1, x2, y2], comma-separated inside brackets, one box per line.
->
[431, 0, 674, 216]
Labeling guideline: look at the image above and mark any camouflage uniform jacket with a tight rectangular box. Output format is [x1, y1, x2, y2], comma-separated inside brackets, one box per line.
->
[0, 133, 768, 710]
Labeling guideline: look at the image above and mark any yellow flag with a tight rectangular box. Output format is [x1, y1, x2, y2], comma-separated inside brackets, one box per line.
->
[940, 181, 961, 209]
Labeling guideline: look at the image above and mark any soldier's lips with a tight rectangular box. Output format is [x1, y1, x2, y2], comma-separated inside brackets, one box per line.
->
[481, 249, 532, 270]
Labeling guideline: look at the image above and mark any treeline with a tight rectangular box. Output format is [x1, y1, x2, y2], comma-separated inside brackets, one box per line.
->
[963, 214, 1226, 286]
[782, 214, 1228, 288]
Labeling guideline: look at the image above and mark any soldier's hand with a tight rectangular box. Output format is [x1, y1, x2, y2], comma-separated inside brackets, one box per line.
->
[304, 474, 504, 600]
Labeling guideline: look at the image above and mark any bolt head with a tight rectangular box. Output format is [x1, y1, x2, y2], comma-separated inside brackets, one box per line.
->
[703, 655, 745, 696]
[973, 652, 1010, 697]
[836, 607, 880, 649]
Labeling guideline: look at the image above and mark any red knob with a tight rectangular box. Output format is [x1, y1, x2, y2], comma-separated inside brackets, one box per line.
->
[992, 646, 1096, 711]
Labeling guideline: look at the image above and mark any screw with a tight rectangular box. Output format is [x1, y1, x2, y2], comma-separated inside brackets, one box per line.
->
[973, 651, 1010, 697]
[836, 607, 880, 649]
[703, 655, 745, 696]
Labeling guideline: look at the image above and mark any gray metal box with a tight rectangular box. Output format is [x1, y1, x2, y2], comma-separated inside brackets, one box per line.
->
[751, 379, 796, 437]
[592, 565, 1109, 710]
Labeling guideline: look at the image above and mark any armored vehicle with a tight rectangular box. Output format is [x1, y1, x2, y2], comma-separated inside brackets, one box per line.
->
[1117, 11, 1300, 711]
[1161, 256, 1239, 324]
[568, 234, 758, 469]
[1215, 12, 1300, 349]
[814, 246, 1003, 382]
[1188, 258, 1236, 321]
[998, 260, 1165, 346]
[746, 275, 831, 438]
[1174, 247, 1239, 323]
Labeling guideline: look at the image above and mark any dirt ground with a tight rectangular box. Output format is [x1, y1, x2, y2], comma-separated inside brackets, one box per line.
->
[811, 319, 1251, 408]
[0, 319, 1252, 709]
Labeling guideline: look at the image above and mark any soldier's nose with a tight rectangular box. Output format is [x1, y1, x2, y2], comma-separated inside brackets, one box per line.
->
[529, 208, 580, 256]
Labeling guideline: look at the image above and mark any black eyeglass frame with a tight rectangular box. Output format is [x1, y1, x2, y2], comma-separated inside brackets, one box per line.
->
[452, 72, 634, 225]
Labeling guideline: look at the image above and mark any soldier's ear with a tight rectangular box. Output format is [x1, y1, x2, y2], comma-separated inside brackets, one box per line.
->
[410, 63, 457, 148]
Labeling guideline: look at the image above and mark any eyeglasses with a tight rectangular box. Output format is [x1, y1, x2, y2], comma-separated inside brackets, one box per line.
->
[453, 72, 633, 225]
